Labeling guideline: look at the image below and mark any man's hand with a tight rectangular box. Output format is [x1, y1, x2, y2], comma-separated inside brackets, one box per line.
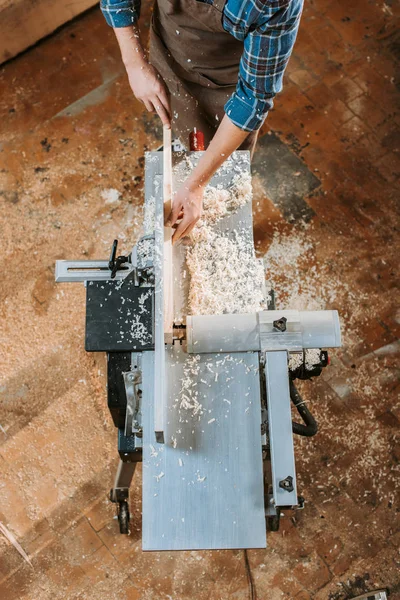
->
[126, 60, 171, 127]
[166, 182, 204, 243]
[165, 115, 252, 242]
[114, 25, 171, 128]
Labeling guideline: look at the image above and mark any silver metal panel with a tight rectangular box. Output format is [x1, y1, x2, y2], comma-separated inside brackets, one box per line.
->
[187, 310, 342, 354]
[142, 348, 266, 551]
[265, 351, 298, 507]
[142, 151, 266, 550]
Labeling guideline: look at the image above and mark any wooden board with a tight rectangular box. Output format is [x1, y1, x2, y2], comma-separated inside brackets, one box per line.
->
[163, 126, 174, 343]
[145, 152, 166, 442]
[0, 0, 97, 65]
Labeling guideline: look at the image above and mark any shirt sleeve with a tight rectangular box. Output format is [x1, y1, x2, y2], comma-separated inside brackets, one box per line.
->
[100, 0, 141, 28]
[223, 0, 304, 132]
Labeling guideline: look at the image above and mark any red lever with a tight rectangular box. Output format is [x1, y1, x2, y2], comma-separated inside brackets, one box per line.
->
[189, 128, 205, 151]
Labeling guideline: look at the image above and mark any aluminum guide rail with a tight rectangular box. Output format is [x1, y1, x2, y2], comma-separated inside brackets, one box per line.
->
[265, 351, 298, 507]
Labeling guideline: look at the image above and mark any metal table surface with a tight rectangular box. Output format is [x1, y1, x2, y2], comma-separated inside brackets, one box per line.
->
[142, 349, 266, 551]
[142, 151, 266, 551]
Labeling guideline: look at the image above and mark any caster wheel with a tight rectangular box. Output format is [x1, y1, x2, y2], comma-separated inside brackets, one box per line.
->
[118, 500, 130, 534]
[267, 513, 281, 532]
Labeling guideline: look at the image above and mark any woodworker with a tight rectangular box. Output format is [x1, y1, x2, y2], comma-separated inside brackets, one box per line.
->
[101, 0, 303, 241]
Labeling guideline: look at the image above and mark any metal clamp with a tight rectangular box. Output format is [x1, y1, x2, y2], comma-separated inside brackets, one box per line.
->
[123, 364, 143, 435]
[258, 311, 303, 352]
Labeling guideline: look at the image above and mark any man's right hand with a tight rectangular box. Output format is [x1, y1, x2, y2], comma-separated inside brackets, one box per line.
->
[114, 25, 171, 128]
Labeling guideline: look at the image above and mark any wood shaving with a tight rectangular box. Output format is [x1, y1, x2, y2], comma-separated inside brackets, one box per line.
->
[143, 194, 156, 235]
[229, 172, 253, 210]
[288, 349, 322, 372]
[186, 228, 265, 315]
[202, 185, 230, 223]
[186, 170, 265, 315]
[175, 354, 204, 418]
[137, 238, 154, 267]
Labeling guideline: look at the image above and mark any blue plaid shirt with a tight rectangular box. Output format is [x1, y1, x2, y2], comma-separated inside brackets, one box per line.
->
[100, 0, 303, 131]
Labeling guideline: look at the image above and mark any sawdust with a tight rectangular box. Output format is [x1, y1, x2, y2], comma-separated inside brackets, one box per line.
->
[173, 354, 204, 421]
[186, 228, 266, 315]
[288, 348, 322, 372]
[263, 224, 364, 315]
[100, 188, 121, 204]
[185, 171, 266, 316]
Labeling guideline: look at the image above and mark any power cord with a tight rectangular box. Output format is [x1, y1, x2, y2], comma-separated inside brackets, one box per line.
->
[244, 549, 257, 600]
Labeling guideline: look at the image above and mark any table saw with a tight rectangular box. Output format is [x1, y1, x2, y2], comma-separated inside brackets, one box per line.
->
[55, 138, 341, 551]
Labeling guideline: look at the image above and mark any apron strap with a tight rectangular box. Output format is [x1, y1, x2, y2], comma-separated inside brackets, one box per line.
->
[213, 0, 227, 12]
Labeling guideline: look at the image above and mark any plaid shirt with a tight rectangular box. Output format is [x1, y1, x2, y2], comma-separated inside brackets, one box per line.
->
[101, 0, 303, 132]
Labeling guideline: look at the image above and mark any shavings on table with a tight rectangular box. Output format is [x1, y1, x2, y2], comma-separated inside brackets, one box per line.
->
[184, 170, 266, 316]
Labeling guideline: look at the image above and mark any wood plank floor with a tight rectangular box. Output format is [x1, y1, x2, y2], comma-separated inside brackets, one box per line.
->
[0, 2, 399, 599]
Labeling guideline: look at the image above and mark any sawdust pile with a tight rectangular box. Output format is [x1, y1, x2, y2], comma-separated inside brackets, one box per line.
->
[186, 172, 266, 315]
[264, 225, 355, 312]
[201, 172, 252, 224]
[186, 227, 266, 315]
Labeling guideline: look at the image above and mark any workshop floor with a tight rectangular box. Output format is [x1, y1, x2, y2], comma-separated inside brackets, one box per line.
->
[0, 1, 399, 599]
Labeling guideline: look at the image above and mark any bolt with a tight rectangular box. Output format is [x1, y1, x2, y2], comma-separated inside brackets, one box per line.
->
[273, 317, 287, 332]
[279, 475, 294, 492]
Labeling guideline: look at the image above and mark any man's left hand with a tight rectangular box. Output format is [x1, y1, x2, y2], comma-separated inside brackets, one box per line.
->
[165, 182, 204, 243]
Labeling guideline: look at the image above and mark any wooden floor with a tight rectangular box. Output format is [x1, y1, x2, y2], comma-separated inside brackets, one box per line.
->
[0, 1, 399, 599]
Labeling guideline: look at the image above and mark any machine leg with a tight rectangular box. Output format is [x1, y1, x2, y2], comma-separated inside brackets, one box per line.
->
[263, 455, 281, 531]
[110, 460, 137, 534]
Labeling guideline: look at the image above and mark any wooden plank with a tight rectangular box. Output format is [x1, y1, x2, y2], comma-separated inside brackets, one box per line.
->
[0, 0, 97, 65]
[163, 125, 174, 344]
[146, 151, 168, 443]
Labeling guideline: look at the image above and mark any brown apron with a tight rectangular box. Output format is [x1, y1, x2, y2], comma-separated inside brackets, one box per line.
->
[149, 0, 258, 150]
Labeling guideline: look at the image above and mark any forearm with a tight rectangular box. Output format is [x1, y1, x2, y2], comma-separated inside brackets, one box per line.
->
[186, 115, 249, 191]
[165, 116, 250, 241]
[114, 25, 146, 68]
[113, 24, 171, 126]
